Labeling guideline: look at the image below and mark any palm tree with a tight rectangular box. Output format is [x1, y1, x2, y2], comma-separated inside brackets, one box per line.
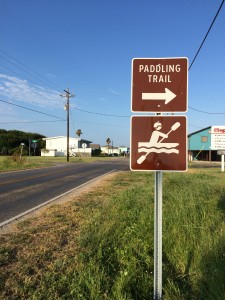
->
[106, 137, 111, 155]
[76, 129, 83, 137]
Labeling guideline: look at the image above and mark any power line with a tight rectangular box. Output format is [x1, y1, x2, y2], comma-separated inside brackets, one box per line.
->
[1, 1, 223, 121]
[0, 49, 73, 126]
[0, 49, 131, 120]
[188, 0, 225, 71]
[0, 99, 65, 120]
[74, 107, 130, 118]
[72, 118, 128, 127]
[0, 49, 130, 119]
[0, 61, 56, 92]
[188, 0, 225, 115]
[0, 120, 65, 124]
[0, 49, 63, 92]
[189, 106, 225, 115]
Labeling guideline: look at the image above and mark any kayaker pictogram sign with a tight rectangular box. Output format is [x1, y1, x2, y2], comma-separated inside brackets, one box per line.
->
[130, 116, 187, 171]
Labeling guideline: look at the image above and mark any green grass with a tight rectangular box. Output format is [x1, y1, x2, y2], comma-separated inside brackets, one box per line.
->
[0, 167, 225, 299]
[0, 155, 114, 172]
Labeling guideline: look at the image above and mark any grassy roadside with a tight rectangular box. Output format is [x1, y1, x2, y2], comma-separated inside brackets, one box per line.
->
[0, 167, 225, 299]
[0, 156, 113, 172]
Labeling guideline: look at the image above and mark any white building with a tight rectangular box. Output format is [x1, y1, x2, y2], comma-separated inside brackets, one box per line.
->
[119, 146, 130, 156]
[101, 145, 120, 155]
[100, 145, 129, 156]
[41, 136, 92, 157]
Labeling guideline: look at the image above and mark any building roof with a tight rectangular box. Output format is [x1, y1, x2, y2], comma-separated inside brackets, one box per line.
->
[90, 144, 100, 149]
[43, 136, 68, 140]
[80, 139, 92, 144]
[102, 145, 119, 149]
[188, 126, 211, 137]
[43, 136, 92, 143]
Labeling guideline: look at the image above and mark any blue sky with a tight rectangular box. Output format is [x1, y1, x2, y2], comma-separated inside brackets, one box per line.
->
[0, 0, 225, 147]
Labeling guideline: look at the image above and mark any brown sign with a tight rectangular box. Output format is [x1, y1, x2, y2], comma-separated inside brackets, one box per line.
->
[130, 116, 187, 171]
[131, 58, 188, 112]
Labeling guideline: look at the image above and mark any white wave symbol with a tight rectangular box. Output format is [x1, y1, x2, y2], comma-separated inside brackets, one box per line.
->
[138, 147, 179, 154]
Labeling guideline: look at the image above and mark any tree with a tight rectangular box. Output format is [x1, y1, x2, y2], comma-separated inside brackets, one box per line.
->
[76, 129, 83, 137]
[0, 129, 46, 156]
[106, 137, 111, 155]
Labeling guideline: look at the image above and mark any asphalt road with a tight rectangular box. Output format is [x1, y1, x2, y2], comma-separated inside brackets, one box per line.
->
[0, 158, 129, 224]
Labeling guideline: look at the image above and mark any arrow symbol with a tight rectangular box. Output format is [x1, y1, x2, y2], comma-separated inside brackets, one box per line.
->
[142, 88, 176, 104]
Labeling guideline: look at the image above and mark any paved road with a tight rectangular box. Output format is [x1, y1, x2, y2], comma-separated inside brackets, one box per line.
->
[0, 158, 129, 224]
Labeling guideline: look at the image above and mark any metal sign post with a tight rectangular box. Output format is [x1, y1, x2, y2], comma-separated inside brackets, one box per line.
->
[217, 151, 225, 172]
[154, 171, 163, 300]
[130, 57, 188, 299]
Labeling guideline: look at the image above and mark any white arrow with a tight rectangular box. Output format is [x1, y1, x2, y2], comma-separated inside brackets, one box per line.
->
[142, 88, 176, 104]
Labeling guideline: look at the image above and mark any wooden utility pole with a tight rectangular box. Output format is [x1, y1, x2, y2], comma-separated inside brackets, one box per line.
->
[60, 88, 75, 162]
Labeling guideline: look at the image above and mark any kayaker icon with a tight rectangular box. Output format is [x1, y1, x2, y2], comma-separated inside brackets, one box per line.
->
[137, 121, 180, 164]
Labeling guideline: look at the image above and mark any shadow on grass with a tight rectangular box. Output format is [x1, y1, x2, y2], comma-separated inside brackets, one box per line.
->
[218, 193, 225, 213]
[195, 193, 225, 299]
[162, 185, 225, 299]
[163, 251, 196, 299]
[196, 238, 225, 300]
[164, 239, 225, 300]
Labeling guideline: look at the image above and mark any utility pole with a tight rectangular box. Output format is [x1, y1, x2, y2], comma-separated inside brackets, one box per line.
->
[60, 88, 75, 162]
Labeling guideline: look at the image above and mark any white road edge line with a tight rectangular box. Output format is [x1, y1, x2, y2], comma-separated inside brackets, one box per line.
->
[0, 169, 116, 228]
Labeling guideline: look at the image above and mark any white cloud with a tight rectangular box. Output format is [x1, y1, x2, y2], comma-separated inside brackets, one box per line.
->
[0, 74, 61, 108]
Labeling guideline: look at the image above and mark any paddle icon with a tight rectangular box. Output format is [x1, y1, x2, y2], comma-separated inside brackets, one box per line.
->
[158, 122, 180, 142]
[137, 122, 181, 165]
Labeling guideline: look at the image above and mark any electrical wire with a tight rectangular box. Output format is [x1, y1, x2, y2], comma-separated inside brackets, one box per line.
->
[0, 49, 129, 119]
[0, 99, 65, 120]
[0, 61, 56, 91]
[0, 50, 67, 127]
[74, 107, 130, 118]
[0, 1, 224, 122]
[0, 120, 65, 124]
[188, 0, 225, 71]
[0, 49, 63, 93]
[189, 106, 225, 115]
[188, 0, 225, 114]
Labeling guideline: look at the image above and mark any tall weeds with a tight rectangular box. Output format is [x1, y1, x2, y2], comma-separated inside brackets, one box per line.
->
[0, 169, 225, 299]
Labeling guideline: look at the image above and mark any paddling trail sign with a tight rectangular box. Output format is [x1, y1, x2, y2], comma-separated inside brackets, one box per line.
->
[131, 57, 188, 113]
[130, 57, 188, 172]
